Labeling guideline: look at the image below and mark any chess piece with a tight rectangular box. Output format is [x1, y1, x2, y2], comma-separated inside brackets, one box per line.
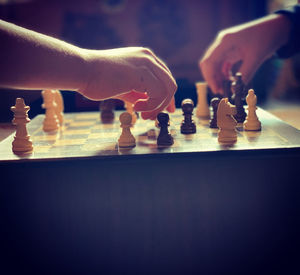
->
[231, 72, 247, 123]
[10, 98, 33, 153]
[180, 99, 196, 134]
[195, 82, 210, 119]
[243, 89, 261, 131]
[157, 112, 174, 146]
[42, 90, 59, 132]
[54, 90, 64, 126]
[100, 99, 115, 123]
[217, 98, 237, 144]
[223, 79, 233, 103]
[118, 112, 136, 148]
[124, 101, 137, 125]
[209, 97, 221, 128]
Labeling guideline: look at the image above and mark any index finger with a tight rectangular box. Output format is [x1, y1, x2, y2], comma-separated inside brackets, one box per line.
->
[166, 97, 175, 113]
[134, 57, 177, 119]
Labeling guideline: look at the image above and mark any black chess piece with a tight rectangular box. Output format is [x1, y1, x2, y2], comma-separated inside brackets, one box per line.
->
[100, 99, 115, 123]
[157, 112, 174, 146]
[209, 97, 221, 128]
[181, 99, 196, 134]
[231, 72, 247, 123]
[222, 79, 234, 103]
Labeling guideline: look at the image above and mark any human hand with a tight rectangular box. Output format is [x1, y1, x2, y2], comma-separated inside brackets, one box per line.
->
[79, 47, 177, 120]
[199, 14, 291, 94]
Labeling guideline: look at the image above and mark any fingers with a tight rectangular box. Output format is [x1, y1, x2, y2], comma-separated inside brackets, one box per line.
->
[238, 57, 265, 86]
[135, 97, 166, 120]
[199, 33, 242, 94]
[144, 60, 177, 119]
[119, 92, 175, 120]
[115, 90, 148, 104]
[137, 84, 176, 120]
[139, 87, 174, 120]
[133, 55, 177, 119]
[100, 47, 177, 119]
[166, 97, 176, 113]
[141, 48, 172, 74]
[199, 58, 222, 95]
[133, 66, 166, 110]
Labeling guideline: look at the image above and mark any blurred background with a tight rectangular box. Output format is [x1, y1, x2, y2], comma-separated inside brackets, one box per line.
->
[0, 0, 299, 123]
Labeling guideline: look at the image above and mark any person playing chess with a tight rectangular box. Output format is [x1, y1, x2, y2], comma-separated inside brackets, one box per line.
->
[199, 4, 300, 95]
[0, 19, 177, 121]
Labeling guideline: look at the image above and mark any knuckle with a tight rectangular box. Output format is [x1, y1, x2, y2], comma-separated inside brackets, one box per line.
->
[141, 47, 153, 55]
[217, 30, 233, 43]
[141, 55, 154, 66]
[169, 81, 177, 95]
[199, 58, 205, 69]
[200, 57, 212, 71]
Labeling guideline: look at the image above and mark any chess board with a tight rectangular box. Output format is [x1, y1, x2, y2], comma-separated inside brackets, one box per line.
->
[1, 107, 300, 162]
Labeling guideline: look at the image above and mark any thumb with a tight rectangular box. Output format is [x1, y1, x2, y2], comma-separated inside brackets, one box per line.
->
[238, 57, 265, 85]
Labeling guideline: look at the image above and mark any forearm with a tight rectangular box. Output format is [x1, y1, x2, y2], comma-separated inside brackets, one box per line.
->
[0, 20, 87, 91]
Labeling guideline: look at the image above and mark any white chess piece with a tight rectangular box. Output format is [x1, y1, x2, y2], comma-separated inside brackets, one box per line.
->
[42, 90, 59, 132]
[217, 98, 237, 144]
[54, 90, 64, 126]
[195, 82, 210, 119]
[243, 89, 261, 131]
[118, 112, 136, 148]
[10, 98, 33, 153]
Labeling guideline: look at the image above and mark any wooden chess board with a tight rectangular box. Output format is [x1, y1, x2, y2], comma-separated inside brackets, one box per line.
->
[1, 108, 300, 162]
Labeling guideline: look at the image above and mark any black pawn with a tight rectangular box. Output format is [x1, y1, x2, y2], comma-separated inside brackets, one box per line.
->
[100, 99, 115, 123]
[181, 99, 196, 134]
[209, 97, 220, 128]
[157, 112, 174, 146]
[231, 72, 247, 123]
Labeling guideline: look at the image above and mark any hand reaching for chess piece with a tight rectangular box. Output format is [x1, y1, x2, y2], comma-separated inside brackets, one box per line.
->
[0, 20, 177, 121]
[199, 14, 292, 94]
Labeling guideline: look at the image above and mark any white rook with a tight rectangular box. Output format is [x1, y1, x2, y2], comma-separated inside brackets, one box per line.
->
[195, 82, 210, 119]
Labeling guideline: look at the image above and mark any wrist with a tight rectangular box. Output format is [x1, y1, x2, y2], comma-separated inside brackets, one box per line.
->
[74, 47, 91, 93]
[76, 49, 109, 100]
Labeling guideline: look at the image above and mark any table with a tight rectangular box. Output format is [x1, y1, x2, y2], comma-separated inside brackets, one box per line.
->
[1, 106, 300, 274]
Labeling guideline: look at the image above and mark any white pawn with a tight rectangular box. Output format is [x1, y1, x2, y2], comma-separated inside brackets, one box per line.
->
[195, 82, 210, 119]
[118, 112, 136, 148]
[54, 90, 64, 126]
[42, 90, 59, 132]
[10, 98, 33, 153]
[243, 89, 261, 131]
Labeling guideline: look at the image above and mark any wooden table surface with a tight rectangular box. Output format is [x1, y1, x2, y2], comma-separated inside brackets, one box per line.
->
[264, 101, 300, 130]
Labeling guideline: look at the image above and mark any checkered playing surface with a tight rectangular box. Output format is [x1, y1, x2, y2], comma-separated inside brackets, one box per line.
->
[1, 108, 300, 162]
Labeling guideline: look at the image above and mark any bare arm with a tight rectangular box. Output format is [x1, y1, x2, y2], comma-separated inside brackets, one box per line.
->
[0, 19, 86, 91]
[0, 20, 177, 119]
